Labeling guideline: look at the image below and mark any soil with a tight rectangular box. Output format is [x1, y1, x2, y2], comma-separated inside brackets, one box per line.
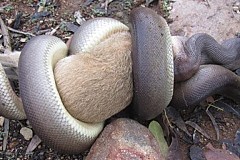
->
[169, 0, 240, 42]
[0, 0, 239, 160]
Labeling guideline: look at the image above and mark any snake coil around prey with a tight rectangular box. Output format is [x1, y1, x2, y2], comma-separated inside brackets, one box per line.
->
[0, 7, 239, 154]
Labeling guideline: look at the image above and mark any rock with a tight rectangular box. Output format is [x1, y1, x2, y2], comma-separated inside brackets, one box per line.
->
[86, 118, 164, 160]
[116, 11, 124, 18]
[20, 127, 33, 141]
[204, 143, 239, 160]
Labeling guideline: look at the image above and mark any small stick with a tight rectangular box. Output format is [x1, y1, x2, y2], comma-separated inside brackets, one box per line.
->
[35, 29, 51, 35]
[0, 16, 12, 53]
[206, 106, 220, 140]
[2, 118, 10, 151]
[45, 24, 60, 35]
[7, 27, 35, 37]
[163, 109, 174, 128]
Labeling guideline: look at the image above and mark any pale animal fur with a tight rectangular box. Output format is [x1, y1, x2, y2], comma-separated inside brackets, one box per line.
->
[54, 31, 132, 123]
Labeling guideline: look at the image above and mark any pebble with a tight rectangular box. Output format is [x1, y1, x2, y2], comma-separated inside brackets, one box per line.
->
[116, 11, 124, 18]
[86, 118, 164, 160]
[26, 120, 32, 128]
[20, 127, 33, 141]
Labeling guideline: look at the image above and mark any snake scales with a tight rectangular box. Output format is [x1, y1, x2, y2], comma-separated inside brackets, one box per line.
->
[0, 7, 239, 153]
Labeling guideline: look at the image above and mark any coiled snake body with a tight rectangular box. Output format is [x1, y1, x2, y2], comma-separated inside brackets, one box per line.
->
[18, 18, 131, 153]
[130, 7, 240, 119]
[0, 7, 239, 153]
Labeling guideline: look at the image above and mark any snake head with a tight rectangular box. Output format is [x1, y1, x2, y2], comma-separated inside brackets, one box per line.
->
[172, 36, 200, 82]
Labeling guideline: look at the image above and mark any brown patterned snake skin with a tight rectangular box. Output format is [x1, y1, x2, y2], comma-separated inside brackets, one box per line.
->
[0, 6, 239, 154]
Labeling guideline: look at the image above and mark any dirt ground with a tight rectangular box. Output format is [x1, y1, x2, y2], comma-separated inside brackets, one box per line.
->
[169, 0, 240, 42]
[0, 0, 239, 160]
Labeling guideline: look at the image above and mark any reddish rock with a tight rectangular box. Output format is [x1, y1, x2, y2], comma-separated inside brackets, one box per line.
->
[86, 118, 164, 160]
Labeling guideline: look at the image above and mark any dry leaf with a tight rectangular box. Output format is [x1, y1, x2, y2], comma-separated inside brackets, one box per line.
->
[165, 106, 191, 137]
[26, 135, 42, 154]
[185, 121, 210, 139]
[206, 108, 219, 140]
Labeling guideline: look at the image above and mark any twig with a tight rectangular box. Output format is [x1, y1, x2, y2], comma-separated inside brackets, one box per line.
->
[7, 27, 35, 37]
[206, 106, 220, 140]
[0, 16, 12, 53]
[35, 29, 51, 35]
[2, 118, 9, 151]
[163, 109, 174, 128]
[45, 24, 60, 35]
[207, 103, 224, 111]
